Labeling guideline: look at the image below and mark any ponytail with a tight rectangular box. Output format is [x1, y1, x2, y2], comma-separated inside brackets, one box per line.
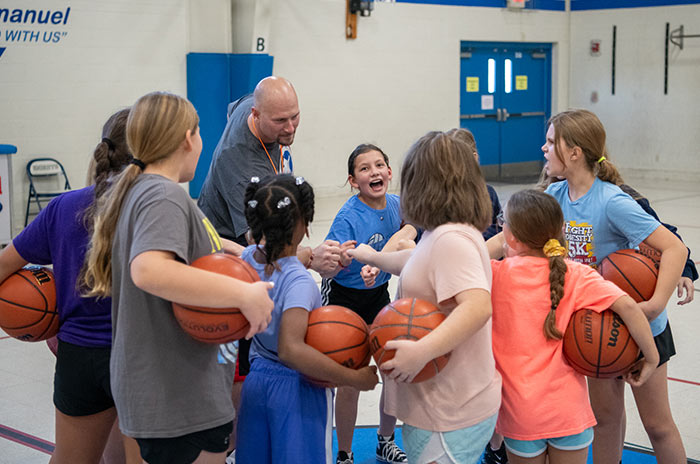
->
[81, 165, 143, 297]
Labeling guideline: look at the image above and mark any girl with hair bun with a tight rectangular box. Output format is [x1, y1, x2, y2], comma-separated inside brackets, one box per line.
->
[235, 173, 378, 464]
[490, 189, 657, 464]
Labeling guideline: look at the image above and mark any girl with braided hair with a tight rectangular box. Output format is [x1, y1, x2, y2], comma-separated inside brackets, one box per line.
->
[490, 189, 658, 464]
[235, 173, 379, 464]
[0, 108, 140, 463]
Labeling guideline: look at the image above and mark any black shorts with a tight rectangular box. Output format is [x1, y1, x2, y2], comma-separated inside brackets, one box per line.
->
[53, 340, 114, 416]
[136, 421, 233, 464]
[322, 279, 390, 326]
[237, 337, 251, 377]
[653, 320, 676, 367]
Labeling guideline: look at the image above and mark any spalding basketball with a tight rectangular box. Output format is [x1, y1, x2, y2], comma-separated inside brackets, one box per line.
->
[172, 253, 257, 344]
[599, 249, 658, 303]
[563, 308, 640, 378]
[0, 266, 59, 342]
[305, 305, 371, 369]
[370, 298, 449, 383]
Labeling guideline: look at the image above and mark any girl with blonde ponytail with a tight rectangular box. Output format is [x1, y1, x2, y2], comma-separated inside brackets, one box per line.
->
[82, 91, 274, 464]
[490, 189, 658, 464]
[541, 109, 688, 464]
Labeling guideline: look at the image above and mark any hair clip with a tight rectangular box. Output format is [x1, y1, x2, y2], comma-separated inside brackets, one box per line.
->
[277, 196, 291, 209]
[247, 200, 258, 209]
[250, 176, 260, 183]
[295, 176, 305, 186]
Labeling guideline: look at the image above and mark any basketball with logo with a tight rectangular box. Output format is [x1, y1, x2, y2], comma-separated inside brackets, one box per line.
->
[598, 249, 658, 303]
[172, 253, 257, 344]
[0, 266, 59, 342]
[563, 308, 640, 378]
[305, 305, 371, 369]
[369, 298, 449, 383]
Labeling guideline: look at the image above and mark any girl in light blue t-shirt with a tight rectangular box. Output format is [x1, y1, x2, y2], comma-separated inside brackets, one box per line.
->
[541, 109, 687, 464]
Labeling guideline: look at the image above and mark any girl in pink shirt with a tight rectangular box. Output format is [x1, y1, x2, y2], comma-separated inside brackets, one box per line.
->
[349, 131, 501, 464]
[491, 189, 658, 464]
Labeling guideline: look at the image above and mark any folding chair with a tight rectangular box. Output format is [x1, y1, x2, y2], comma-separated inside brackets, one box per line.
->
[25, 157, 71, 226]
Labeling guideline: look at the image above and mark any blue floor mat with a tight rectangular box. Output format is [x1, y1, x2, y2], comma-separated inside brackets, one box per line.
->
[334, 427, 661, 463]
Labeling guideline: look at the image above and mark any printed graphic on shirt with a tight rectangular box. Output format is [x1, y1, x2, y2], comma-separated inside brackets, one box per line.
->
[367, 233, 385, 249]
[281, 146, 293, 174]
[564, 220, 596, 267]
[202, 217, 223, 253]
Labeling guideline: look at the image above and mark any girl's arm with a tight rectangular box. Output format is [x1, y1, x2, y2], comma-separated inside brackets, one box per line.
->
[346, 244, 412, 276]
[382, 224, 418, 253]
[0, 244, 29, 284]
[380, 288, 491, 383]
[131, 250, 274, 339]
[486, 232, 506, 260]
[609, 295, 660, 387]
[639, 226, 686, 319]
[278, 307, 379, 390]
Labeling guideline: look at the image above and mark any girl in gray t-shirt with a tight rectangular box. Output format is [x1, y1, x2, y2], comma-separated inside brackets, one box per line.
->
[82, 91, 274, 463]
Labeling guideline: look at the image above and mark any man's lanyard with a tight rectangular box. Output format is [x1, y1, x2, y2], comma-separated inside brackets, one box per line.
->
[252, 119, 283, 174]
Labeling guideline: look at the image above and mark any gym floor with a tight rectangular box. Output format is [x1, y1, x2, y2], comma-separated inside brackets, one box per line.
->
[1, 177, 698, 463]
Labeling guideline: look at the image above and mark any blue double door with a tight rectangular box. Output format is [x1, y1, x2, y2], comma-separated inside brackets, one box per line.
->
[460, 42, 552, 179]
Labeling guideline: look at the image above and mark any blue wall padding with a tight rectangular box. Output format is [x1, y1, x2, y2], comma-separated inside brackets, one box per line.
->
[186, 53, 273, 198]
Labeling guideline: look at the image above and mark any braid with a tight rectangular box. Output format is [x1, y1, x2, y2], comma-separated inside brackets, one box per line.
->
[544, 255, 567, 340]
[296, 178, 315, 225]
[244, 178, 265, 244]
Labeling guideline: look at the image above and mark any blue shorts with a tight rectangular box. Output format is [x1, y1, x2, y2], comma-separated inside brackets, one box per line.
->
[504, 428, 594, 458]
[235, 357, 333, 464]
[403, 414, 497, 464]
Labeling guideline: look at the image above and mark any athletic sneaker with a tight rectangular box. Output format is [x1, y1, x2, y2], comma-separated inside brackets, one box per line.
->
[376, 432, 408, 463]
[481, 442, 508, 464]
[336, 450, 353, 464]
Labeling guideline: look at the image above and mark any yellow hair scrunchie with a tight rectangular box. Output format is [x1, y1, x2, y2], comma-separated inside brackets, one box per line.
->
[543, 239, 566, 258]
[598, 156, 606, 163]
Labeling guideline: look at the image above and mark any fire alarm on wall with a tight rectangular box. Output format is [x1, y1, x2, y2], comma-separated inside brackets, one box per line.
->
[507, 0, 526, 9]
[590, 39, 602, 56]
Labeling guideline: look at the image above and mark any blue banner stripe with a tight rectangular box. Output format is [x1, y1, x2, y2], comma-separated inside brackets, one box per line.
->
[395, 0, 699, 9]
[0, 48, 5, 58]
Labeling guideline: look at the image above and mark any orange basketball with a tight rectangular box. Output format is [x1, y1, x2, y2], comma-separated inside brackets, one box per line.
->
[599, 249, 658, 303]
[172, 253, 257, 344]
[305, 305, 371, 369]
[369, 298, 449, 383]
[0, 267, 59, 342]
[563, 308, 640, 378]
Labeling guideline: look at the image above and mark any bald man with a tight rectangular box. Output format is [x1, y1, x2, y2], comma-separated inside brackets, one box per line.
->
[198, 76, 300, 243]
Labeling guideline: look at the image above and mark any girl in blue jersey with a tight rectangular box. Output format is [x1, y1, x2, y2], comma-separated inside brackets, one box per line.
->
[321, 144, 406, 464]
[538, 110, 687, 464]
[236, 174, 379, 464]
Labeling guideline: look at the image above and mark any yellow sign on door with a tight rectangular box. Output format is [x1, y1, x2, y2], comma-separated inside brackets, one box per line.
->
[515, 75, 528, 91]
[466, 77, 479, 92]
